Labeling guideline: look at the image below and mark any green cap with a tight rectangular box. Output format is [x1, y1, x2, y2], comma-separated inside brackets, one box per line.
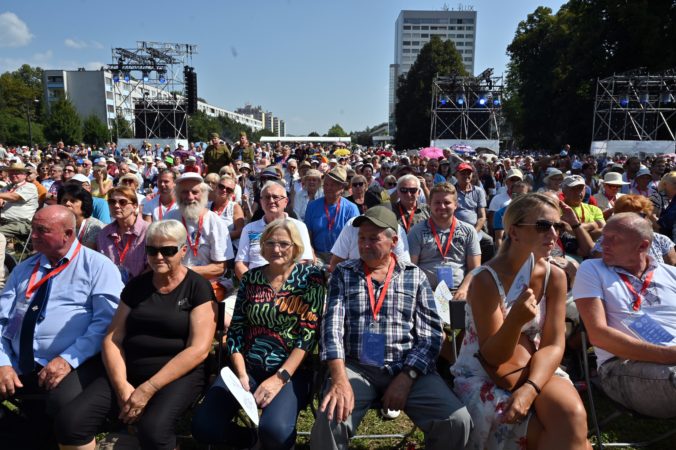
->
[353, 206, 398, 233]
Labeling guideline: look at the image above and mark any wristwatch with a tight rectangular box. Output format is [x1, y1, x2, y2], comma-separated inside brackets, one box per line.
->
[276, 369, 291, 384]
[402, 366, 419, 381]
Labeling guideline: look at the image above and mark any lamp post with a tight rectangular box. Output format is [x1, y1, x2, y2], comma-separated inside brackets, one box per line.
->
[25, 98, 39, 149]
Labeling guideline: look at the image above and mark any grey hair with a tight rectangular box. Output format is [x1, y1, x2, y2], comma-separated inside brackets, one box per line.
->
[146, 219, 187, 245]
[382, 228, 397, 239]
[261, 180, 286, 196]
[606, 212, 654, 243]
[396, 174, 421, 190]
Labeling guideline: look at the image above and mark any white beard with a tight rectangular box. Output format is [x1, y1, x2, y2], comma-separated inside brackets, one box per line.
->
[179, 201, 203, 222]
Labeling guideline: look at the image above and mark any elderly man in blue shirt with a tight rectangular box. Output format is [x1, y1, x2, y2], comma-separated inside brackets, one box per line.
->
[310, 207, 471, 450]
[0, 205, 123, 449]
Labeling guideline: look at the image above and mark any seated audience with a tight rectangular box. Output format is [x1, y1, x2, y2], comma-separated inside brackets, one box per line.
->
[57, 183, 105, 249]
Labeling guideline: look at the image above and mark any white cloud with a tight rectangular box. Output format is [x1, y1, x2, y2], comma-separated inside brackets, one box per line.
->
[85, 61, 106, 71]
[65, 38, 87, 49]
[65, 38, 106, 50]
[32, 50, 53, 65]
[0, 12, 33, 47]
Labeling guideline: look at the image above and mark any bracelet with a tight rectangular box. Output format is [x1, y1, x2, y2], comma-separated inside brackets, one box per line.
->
[525, 379, 541, 395]
[147, 379, 160, 391]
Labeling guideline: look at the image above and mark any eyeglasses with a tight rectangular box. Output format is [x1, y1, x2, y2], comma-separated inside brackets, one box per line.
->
[121, 179, 136, 185]
[218, 184, 235, 193]
[385, 182, 397, 188]
[399, 187, 418, 194]
[146, 245, 180, 257]
[516, 220, 566, 234]
[352, 182, 365, 187]
[64, 168, 75, 173]
[262, 194, 287, 203]
[263, 241, 293, 251]
[107, 198, 132, 207]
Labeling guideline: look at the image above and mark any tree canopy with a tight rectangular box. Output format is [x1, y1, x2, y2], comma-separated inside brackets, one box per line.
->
[394, 36, 468, 149]
[505, 0, 676, 150]
[44, 97, 82, 144]
[326, 123, 348, 137]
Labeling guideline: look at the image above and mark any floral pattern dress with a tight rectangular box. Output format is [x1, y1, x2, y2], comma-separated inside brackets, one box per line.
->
[450, 262, 569, 450]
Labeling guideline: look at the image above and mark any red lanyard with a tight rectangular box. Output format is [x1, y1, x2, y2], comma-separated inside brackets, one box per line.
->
[114, 231, 134, 265]
[324, 199, 341, 232]
[9, 181, 25, 193]
[398, 203, 416, 233]
[26, 242, 82, 300]
[158, 200, 174, 220]
[212, 200, 228, 217]
[363, 255, 396, 322]
[619, 271, 654, 311]
[575, 205, 586, 223]
[429, 217, 457, 258]
[604, 194, 616, 207]
[182, 212, 205, 256]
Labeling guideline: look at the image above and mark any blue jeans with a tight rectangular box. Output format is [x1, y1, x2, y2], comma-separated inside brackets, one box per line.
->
[191, 367, 312, 449]
[599, 358, 676, 418]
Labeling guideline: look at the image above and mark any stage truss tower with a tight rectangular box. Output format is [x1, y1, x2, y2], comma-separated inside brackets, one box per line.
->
[592, 68, 676, 142]
[430, 68, 503, 142]
[107, 41, 198, 140]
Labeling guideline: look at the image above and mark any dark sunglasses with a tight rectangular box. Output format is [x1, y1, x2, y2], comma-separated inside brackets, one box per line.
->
[146, 245, 180, 257]
[107, 198, 132, 207]
[517, 220, 566, 234]
[399, 187, 418, 194]
[352, 182, 365, 187]
[218, 184, 235, 193]
[385, 182, 397, 188]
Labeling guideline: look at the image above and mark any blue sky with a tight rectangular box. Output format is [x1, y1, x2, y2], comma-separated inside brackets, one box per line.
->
[0, 0, 566, 135]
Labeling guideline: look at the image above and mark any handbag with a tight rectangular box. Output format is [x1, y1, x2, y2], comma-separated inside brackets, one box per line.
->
[475, 333, 535, 391]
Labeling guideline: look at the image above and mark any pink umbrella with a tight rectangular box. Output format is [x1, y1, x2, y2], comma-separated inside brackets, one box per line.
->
[419, 147, 444, 159]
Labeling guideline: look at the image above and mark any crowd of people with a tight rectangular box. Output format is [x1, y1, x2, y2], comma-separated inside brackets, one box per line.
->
[0, 134, 675, 450]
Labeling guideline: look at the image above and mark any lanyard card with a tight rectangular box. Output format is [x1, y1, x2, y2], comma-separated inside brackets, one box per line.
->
[436, 264, 454, 289]
[622, 313, 674, 345]
[360, 331, 385, 367]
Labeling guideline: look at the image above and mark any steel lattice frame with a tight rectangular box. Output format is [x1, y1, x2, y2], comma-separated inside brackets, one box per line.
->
[430, 69, 503, 142]
[592, 68, 676, 142]
[107, 41, 197, 140]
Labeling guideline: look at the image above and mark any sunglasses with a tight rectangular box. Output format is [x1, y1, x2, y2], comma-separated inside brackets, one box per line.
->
[217, 184, 235, 193]
[146, 245, 180, 257]
[385, 182, 397, 188]
[516, 219, 566, 234]
[352, 182, 365, 187]
[107, 198, 132, 207]
[399, 187, 418, 194]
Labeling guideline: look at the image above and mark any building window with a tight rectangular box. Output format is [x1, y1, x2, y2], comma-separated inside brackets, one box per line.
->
[466, 26, 474, 30]
[464, 57, 472, 62]
[403, 25, 411, 30]
[412, 25, 420, 30]
[466, 18, 475, 24]
[421, 25, 429, 30]
[449, 26, 456, 30]
[456, 42, 464, 46]
[421, 33, 429, 38]
[412, 41, 420, 46]
[403, 32, 411, 38]
[47, 76, 64, 83]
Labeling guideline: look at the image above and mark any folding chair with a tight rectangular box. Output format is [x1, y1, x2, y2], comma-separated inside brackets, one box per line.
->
[449, 300, 467, 362]
[580, 322, 676, 449]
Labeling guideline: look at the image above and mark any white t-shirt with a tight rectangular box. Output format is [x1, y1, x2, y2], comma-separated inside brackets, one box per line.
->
[572, 257, 676, 366]
[165, 209, 234, 272]
[142, 195, 179, 221]
[488, 192, 511, 212]
[235, 215, 314, 269]
[330, 217, 410, 263]
[1, 182, 38, 221]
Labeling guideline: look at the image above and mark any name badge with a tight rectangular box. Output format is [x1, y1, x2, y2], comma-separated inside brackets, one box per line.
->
[118, 266, 130, 284]
[623, 314, 674, 345]
[436, 264, 454, 289]
[3, 300, 30, 340]
[360, 331, 385, 367]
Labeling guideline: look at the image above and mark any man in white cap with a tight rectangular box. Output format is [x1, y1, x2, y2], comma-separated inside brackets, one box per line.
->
[0, 162, 39, 239]
[593, 172, 629, 219]
[141, 155, 158, 189]
[562, 174, 605, 239]
[164, 173, 234, 300]
[487, 168, 523, 234]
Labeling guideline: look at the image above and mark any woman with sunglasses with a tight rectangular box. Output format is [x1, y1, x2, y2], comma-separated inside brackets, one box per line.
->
[56, 219, 217, 450]
[451, 193, 590, 450]
[192, 219, 325, 450]
[346, 174, 381, 214]
[97, 186, 149, 284]
[210, 175, 245, 248]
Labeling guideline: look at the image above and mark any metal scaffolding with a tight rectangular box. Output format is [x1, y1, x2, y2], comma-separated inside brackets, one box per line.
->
[107, 41, 197, 140]
[592, 68, 676, 142]
[430, 68, 503, 142]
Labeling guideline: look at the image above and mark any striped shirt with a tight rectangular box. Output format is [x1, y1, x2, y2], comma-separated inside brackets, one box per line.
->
[320, 257, 442, 375]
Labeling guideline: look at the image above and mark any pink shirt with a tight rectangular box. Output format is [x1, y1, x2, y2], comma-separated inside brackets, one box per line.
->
[96, 215, 149, 282]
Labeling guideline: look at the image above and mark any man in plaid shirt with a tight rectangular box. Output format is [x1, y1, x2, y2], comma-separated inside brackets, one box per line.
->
[311, 206, 471, 450]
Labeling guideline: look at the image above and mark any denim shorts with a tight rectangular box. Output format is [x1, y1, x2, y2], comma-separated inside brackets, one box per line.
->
[598, 358, 676, 418]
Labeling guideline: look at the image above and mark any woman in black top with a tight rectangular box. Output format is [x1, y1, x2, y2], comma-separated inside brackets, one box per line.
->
[55, 219, 217, 450]
[346, 175, 381, 214]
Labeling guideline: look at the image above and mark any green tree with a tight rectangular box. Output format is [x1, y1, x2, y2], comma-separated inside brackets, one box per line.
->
[82, 114, 110, 148]
[326, 123, 348, 137]
[394, 36, 467, 149]
[44, 97, 82, 144]
[111, 115, 133, 139]
[308, 131, 320, 137]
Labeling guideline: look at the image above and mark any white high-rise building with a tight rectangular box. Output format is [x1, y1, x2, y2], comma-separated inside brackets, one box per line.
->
[389, 9, 477, 135]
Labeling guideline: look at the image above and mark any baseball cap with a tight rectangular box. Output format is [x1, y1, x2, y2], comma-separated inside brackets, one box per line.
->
[176, 172, 203, 184]
[70, 174, 91, 184]
[562, 175, 586, 189]
[353, 206, 399, 233]
[260, 167, 281, 180]
[455, 162, 474, 173]
[543, 168, 563, 181]
[505, 168, 523, 180]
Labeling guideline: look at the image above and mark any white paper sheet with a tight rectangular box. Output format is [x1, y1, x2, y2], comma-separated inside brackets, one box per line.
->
[434, 280, 454, 324]
[220, 367, 259, 427]
[505, 253, 535, 305]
